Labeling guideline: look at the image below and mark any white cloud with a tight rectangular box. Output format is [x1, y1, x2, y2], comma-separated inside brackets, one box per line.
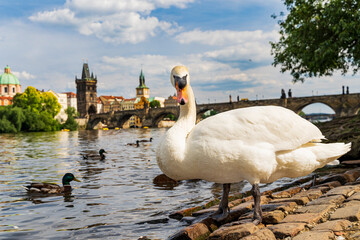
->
[78, 12, 176, 44]
[29, 0, 190, 44]
[64, 0, 194, 14]
[65, 0, 155, 14]
[12, 71, 36, 80]
[175, 29, 278, 46]
[175, 29, 279, 63]
[29, 8, 77, 25]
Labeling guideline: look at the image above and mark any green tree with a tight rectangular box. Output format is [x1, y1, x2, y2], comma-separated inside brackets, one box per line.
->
[62, 107, 79, 131]
[42, 92, 61, 117]
[271, 0, 360, 82]
[0, 86, 62, 133]
[13, 86, 61, 117]
[150, 100, 161, 108]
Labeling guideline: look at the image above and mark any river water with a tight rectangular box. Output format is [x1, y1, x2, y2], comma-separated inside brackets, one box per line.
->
[0, 128, 313, 239]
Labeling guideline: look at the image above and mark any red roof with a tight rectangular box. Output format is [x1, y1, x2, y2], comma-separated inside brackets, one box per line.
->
[123, 98, 136, 102]
[63, 92, 77, 97]
[0, 96, 13, 100]
[100, 95, 124, 100]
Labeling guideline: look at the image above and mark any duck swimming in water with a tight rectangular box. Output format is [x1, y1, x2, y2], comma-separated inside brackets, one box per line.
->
[139, 137, 153, 142]
[24, 173, 81, 194]
[127, 140, 140, 147]
[156, 66, 351, 224]
[82, 149, 107, 160]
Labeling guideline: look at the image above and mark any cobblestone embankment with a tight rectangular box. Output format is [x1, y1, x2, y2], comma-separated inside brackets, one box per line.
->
[166, 165, 360, 240]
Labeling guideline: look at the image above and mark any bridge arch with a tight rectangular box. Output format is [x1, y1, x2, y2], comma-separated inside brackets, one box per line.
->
[87, 116, 107, 129]
[294, 102, 336, 115]
[151, 111, 179, 127]
[117, 113, 144, 128]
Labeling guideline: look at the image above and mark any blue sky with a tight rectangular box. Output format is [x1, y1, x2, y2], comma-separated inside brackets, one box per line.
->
[1, 0, 359, 113]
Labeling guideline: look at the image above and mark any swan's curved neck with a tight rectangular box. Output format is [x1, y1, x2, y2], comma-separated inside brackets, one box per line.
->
[175, 85, 196, 134]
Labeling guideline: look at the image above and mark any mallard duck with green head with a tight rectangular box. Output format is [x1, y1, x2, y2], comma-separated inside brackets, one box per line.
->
[24, 173, 81, 194]
[82, 149, 107, 160]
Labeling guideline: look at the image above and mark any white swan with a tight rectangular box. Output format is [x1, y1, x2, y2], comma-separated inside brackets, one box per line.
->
[156, 65, 351, 224]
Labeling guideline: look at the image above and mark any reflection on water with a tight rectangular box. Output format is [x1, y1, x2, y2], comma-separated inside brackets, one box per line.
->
[0, 128, 312, 239]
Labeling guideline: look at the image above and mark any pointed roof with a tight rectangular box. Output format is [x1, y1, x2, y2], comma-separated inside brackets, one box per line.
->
[82, 63, 91, 79]
[137, 69, 148, 89]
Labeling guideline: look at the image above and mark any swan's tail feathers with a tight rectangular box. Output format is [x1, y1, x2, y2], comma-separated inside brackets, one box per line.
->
[314, 142, 351, 165]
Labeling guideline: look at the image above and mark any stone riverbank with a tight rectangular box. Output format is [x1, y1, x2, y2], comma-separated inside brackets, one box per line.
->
[155, 164, 360, 240]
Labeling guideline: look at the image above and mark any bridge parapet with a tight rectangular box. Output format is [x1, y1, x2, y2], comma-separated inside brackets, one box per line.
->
[87, 93, 360, 129]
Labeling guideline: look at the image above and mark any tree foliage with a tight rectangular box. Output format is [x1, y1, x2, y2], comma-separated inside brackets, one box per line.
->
[271, 0, 360, 82]
[150, 100, 161, 108]
[62, 107, 79, 131]
[12, 86, 61, 117]
[0, 86, 62, 133]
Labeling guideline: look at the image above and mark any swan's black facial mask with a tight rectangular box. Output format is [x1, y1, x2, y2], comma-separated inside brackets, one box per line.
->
[173, 75, 187, 90]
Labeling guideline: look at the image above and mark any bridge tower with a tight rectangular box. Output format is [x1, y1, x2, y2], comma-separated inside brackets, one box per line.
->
[75, 63, 97, 117]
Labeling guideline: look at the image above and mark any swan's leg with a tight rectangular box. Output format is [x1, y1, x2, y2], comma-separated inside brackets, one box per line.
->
[312, 174, 318, 187]
[251, 183, 262, 225]
[211, 183, 231, 222]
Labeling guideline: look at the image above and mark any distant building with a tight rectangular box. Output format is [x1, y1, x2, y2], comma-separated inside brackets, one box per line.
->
[47, 90, 68, 123]
[0, 96, 13, 106]
[97, 97, 102, 113]
[98, 95, 124, 113]
[76, 63, 97, 117]
[0, 65, 22, 106]
[164, 94, 178, 107]
[136, 69, 149, 99]
[121, 98, 136, 127]
[63, 92, 77, 111]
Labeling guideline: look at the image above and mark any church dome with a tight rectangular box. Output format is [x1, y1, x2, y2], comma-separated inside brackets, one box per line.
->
[0, 66, 20, 85]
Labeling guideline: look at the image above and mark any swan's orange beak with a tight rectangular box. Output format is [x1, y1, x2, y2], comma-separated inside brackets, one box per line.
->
[176, 83, 188, 105]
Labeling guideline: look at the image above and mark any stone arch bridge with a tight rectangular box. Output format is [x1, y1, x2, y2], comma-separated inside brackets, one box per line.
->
[87, 93, 360, 129]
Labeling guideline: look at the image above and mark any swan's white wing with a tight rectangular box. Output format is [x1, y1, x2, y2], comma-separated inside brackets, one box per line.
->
[189, 106, 324, 151]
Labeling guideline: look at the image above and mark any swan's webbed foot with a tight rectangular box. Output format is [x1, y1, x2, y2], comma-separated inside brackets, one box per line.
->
[210, 183, 231, 222]
[210, 205, 230, 222]
[251, 183, 263, 225]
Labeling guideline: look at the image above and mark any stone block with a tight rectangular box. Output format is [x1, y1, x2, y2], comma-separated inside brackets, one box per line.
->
[294, 203, 335, 215]
[280, 213, 322, 224]
[294, 189, 323, 201]
[323, 185, 356, 198]
[262, 210, 285, 224]
[268, 222, 307, 238]
[344, 168, 360, 180]
[192, 206, 218, 217]
[208, 222, 258, 240]
[317, 174, 349, 185]
[330, 205, 360, 222]
[231, 201, 253, 211]
[241, 228, 276, 240]
[292, 230, 334, 240]
[313, 219, 352, 231]
[312, 181, 341, 190]
[275, 201, 298, 213]
[347, 192, 360, 201]
[228, 198, 243, 208]
[270, 187, 302, 199]
[307, 194, 345, 206]
[270, 196, 309, 205]
[168, 222, 210, 240]
[343, 200, 360, 207]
